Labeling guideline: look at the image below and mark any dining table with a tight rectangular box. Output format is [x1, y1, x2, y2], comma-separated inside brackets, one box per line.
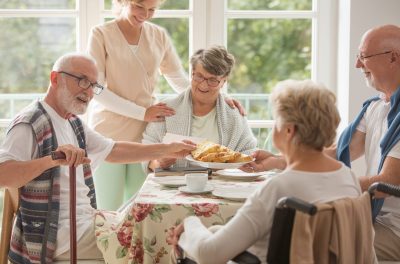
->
[94, 172, 272, 264]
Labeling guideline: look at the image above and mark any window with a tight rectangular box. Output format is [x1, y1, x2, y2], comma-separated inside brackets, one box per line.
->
[0, 0, 333, 134]
[0, 0, 334, 224]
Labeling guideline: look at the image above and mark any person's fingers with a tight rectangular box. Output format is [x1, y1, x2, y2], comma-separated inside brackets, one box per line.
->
[74, 148, 86, 167]
[226, 98, 235, 109]
[182, 140, 196, 146]
[175, 223, 184, 234]
[61, 146, 73, 166]
[238, 104, 246, 116]
[240, 163, 254, 172]
[232, 99, 246, 116]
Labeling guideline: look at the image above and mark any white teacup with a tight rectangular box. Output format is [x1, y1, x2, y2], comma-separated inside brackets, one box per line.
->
[185, 173, 208, 192]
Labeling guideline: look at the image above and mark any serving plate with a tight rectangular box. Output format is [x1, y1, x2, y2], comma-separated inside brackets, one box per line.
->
[185, 155, 253, 170]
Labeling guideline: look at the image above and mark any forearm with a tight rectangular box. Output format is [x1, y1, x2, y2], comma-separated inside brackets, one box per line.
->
[179, 215, 258, 264]
[360, 173, 400, 192]
[94, 88, 146, 120]
[266, 155, 286, 171]
[106, 142, 171, 163]
[164, 69, 190, 93]
[359, 156, 400, 192]
[0, 156, 58, 188]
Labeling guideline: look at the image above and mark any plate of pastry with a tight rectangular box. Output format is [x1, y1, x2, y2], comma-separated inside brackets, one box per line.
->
[186, 141, 254, 169]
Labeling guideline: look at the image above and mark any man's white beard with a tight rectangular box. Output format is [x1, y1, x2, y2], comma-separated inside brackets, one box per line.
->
[57, 81, 88, 115]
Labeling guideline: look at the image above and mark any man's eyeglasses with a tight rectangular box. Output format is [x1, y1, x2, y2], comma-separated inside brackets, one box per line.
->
[192, 73, 223, 87]
[58, 71, 104, 95]
[357, 51, 392, 63]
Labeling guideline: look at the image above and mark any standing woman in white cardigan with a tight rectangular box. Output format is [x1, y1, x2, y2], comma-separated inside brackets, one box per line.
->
[87, 0, 244, 210]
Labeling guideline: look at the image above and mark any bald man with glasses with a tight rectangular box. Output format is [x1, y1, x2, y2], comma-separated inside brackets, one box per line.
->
[339, 24, 400, 261]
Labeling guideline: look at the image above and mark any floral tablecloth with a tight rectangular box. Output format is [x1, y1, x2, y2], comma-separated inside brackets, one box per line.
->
[95, 174, 266, 264]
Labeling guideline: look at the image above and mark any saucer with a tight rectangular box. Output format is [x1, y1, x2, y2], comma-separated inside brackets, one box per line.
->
[178, 185, 213, 194]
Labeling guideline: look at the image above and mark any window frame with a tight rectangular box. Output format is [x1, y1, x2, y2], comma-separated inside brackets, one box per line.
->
[0, 0, 336, 126]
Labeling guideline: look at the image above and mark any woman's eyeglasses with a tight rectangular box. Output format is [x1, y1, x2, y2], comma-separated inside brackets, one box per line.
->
[192, 72, 223, 87]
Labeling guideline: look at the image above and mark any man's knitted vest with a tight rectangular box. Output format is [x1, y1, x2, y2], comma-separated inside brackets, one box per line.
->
[7, 102, 97, 264]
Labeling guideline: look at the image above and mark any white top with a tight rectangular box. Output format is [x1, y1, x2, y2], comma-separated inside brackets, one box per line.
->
[191, 107, 219, 143]
[356, 97, 400, 237]
[87, 20, 190, 142]
[179, 164, 361, 264]
[0, 102, 114, 256]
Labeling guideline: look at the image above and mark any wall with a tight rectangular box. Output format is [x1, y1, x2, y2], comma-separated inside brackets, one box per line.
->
[336, 0, 400, 175]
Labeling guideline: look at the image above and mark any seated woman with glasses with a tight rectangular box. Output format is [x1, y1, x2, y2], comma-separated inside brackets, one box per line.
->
[173, 80, 362, 264]
[142, 46, 257, 171]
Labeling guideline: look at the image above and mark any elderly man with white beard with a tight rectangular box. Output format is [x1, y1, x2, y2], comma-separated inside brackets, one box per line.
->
[0, 53, 195, 264]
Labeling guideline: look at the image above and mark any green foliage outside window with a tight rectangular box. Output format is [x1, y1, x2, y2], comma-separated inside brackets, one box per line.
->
[228, 0, 312, 10]
[227, 18, 311, 120]
[104, 0, 188, 10]
[0, 0, 75, 9]
[152, 17, 189, 94]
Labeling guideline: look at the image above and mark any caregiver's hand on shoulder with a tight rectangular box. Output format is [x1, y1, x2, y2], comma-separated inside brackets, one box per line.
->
[144, 102, 175, 122]
[224, 97, 246, 116]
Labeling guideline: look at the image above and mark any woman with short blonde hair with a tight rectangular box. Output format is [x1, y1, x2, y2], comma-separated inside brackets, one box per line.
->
[271, 79, 340, 151]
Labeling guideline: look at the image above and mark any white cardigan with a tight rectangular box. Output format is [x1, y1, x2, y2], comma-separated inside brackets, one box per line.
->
[141, 89, 258, 169]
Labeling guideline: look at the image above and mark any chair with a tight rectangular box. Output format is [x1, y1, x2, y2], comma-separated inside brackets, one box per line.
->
[248, 182, 400, 264]
[0, 153, 105, 264]
[177, 182, 400, 264]
[0, 188, 19, 264]
[0, 188, 105, 264]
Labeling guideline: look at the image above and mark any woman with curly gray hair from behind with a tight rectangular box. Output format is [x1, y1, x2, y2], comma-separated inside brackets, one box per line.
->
[172, 80, 362, 264]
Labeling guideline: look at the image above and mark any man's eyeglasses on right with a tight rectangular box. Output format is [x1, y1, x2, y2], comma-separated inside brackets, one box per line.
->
[357, 51, 392, 63]
[58, 71, 104, 95]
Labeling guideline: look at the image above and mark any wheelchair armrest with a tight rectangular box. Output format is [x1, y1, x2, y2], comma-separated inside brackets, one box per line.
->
[277, 197, 317, 215]
[231, 251, 261, 264]
[368, 182, 400, 198]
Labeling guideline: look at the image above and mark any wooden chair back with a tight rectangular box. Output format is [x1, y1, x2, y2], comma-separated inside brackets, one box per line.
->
[0, 188, 20, 264]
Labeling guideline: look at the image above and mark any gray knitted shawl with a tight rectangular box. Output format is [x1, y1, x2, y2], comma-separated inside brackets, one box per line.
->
[142, 89, 257, 168]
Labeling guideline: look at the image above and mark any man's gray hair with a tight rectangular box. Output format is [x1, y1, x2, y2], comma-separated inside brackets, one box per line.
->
[190, 46, 235, 77]
[52, 52, 96, 72]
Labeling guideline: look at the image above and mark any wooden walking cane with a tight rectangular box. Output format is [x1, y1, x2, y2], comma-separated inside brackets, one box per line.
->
[51, 151, 77, 264]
